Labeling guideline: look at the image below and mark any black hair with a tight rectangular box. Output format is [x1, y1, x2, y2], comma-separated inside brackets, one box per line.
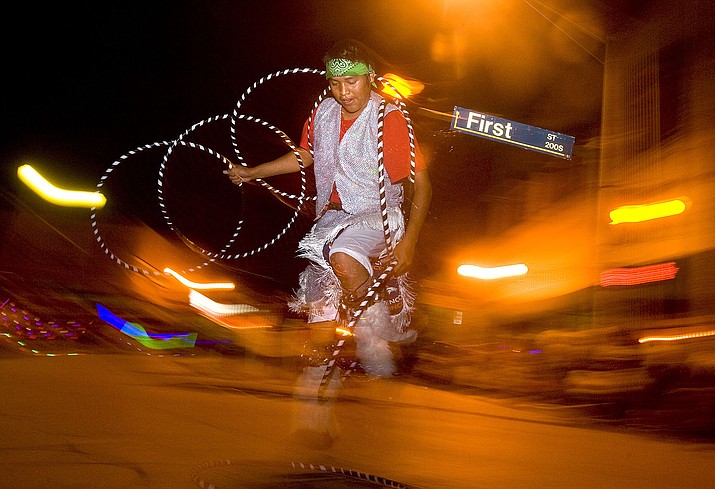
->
[323, 38, 378, 70]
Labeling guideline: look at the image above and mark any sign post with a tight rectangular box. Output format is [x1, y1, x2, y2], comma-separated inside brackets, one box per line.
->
[451, 106, 575, 160]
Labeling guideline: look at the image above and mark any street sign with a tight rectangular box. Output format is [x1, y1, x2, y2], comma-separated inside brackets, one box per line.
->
[451, 106, 575, 159]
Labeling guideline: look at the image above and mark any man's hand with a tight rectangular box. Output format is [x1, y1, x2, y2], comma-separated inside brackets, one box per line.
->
[391, 237, 416, 276]
[223, 165, 257, 185]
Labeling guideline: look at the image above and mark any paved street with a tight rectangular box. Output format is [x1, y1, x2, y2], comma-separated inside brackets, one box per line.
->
[1, 349, 715, 489]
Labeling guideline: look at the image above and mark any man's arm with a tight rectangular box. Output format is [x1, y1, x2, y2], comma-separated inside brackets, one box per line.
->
[392, 168, 432, 276]
[224, 148, 313, 185]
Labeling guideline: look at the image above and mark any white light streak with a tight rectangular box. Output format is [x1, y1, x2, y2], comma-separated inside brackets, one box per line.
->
[457, 263, 529, 280]
[164, 268, 235, 290]
[188, 289, 259, 316]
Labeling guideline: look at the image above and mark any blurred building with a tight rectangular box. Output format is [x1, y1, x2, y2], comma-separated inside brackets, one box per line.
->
[594, 1, 715, 328]
[421, 0, 715, 340]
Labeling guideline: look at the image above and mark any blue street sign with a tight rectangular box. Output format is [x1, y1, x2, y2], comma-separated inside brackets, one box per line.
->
[451, 106, 575, 159]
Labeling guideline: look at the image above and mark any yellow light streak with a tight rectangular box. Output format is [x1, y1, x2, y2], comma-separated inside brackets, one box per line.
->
[457, 263, 528, 280]
[639, 330, 715, 343]
[335, 326, 353, 337]
[163, 268, 235, 290]
[609, 198, 688, 225]
[17, 164, 107, 208]
[381, 73, 425, 99]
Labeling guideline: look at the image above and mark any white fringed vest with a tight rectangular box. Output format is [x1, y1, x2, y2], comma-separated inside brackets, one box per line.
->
[312, 92, 404, 215]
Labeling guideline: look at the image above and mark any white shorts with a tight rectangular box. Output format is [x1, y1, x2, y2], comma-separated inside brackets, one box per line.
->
[328, 226, 386, 276]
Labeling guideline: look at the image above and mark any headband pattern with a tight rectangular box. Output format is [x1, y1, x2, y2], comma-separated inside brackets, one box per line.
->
[325, 58, 373, 78]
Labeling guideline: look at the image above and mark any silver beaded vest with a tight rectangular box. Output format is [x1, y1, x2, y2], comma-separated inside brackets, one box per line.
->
[312, 91, 404, 215]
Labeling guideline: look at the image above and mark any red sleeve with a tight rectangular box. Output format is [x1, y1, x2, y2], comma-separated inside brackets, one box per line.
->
[383, 110, 426, 183]
[299, 116, 312, 152]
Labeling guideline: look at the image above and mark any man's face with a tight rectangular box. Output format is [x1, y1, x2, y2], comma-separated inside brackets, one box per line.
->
[328, 73, 374, 118]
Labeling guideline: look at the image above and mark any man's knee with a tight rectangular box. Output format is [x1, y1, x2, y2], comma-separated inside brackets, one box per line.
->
[330, 252, 364, 278]
[330, 252, 371, 298]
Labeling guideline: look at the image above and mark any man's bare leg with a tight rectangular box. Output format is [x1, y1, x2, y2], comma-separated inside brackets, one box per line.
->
[330, 251, 371, 310]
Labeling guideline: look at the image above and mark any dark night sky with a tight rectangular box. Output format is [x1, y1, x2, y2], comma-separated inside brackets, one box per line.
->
[3, 0, 606, 168]
[2, 0, 610, 285]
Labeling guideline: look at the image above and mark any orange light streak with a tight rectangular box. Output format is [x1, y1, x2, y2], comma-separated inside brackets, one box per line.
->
[639, 330, 715, 343]
[381, 73, 425, 99]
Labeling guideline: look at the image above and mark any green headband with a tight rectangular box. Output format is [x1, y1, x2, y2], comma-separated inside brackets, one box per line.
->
[325, 58, 373, 79]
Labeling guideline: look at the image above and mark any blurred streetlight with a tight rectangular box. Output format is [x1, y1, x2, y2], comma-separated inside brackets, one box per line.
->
[17, 164, 107, 208]
[609, 198, 689, 225]
[457, 263, 528, 279]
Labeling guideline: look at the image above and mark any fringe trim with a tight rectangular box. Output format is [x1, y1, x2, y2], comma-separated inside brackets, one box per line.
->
[288, 264, 342, 319]
[290, 208, 415, 330]
[391, 273, 417, 333]
[354, 302, 417, 377]
[297, 209, 405, 264]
